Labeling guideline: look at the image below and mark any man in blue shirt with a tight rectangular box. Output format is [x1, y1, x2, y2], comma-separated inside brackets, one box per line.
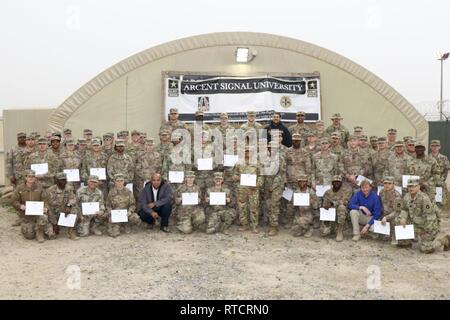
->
[348, 179, 382, 241]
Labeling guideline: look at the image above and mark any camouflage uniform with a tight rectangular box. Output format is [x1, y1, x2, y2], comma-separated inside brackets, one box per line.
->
[292, 185, 319, 237]
[82, 149, 109, 197]
[105, 185, 141, 237]
[312, 151, 341, 186]
[372, 147, 390, 186]
[379, 186, 402, 241]
[325, 124, 349, 147]
[430, 146, 449, 204]
[288, 122, 311, 147]
[406, 154, 440, 201]
[385, 149, 412, 187]
[134, 148, 162, 197]
[5, 141, 26, 185]
[341, 147, 371, 189]
[126, 142, 143, 163]
[159, 119, 187, 135]
[59, 150, 82, 189]
[155, 142, 173, 179]
[192, 142, 218, 194]
[76, 183, 106, 237]
[176, 183, 206, 234]
[25, 149, 59, 188]
[321, 184, 352, 238]
[107, 152, 134, 187]
[205, 183, 236, 234]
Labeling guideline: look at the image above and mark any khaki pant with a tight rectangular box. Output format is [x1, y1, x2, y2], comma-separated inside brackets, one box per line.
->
[349, 209, 374, 235]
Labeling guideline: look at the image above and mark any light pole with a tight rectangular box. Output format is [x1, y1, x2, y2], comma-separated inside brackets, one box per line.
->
[438, 52, 449, 121]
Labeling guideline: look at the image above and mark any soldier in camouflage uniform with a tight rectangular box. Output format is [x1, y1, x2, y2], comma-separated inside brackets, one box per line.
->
[102, 133, 115, 159]
[105, 173, 142, 237]
[240, 111, 263, 141]
[216, 112, 235, 145]
[233, 146, 264, 233]
[159, 107, 187, 134]
[384, 141, 412, 188]
[378, 176, 402, 244]
[25, 137, 59, 189]
[5, 132, 27, 186]
[59, 138, 82, 190]
[353, 126, 364, 137]
[372, 137, 390, 186]
[83, 129, 94, 150]
[76, 175, 106, 236]
[82, 138, 109, 198]
[175, 171, 206, 234]
[288, 111, 311, 147]
[192, 130, 219, 195]
[406, 139, 416, 158]
[304, 132, 320, 157]
[107, 139, 134, 188]
[284, 133, 312, 227]
[321, 175, 352, 241]
[406, 141, 441, 201]
[11, 170, 54, 243]
[325, 113, 349, 147]
[76, 138, 88, 159]
[292, 174, 319, 238]
[330, 132, 345, 159]
[359, 135, 376, 158]
[156, 129, 173, 179]
[204, 172, 236, 235]
[341, 135, 372, 190]
[397, 178, 442, 253]
[369, 136, 378, 152]
[386, 128, 397, 151]
[312, 120, 329, 140]
[430, 139, 449, 204]
[50, 135, 62, 157]
[46, 172, 79, 240]
[126, 130, 143, 163]
[134, 138, 162, 200]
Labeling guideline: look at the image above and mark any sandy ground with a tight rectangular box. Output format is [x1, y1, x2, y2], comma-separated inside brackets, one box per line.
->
[0, 203, 449, 300]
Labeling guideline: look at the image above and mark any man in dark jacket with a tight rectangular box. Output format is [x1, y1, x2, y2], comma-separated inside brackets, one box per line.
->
[138, 172, 172, 232]
[266, 112, 292, 147]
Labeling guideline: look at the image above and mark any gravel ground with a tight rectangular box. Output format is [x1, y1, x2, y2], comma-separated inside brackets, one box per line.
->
[0, 204, 449, 300]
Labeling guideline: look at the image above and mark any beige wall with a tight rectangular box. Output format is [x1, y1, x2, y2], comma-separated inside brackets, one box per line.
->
[63, 44, 418, 141]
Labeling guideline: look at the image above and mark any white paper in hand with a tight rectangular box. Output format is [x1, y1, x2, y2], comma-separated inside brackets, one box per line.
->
[282, 187, 293, 201]
[169, 171, 184, 183]
[197, 158, 213, 170]
[31, 163, 48, 175]
[111, 209, 128, 223]
[395, 225, 415, 240]
[435, 187, 443, 203]
[316, 185, 331, 197]
[293, 193, 310, 206]
[319, 208, 336, 221]
[402, 175, 420, 188]
[240, 174, 257, 187]
[25, 201, 44, 216]
[126, 183, 133, 192]
[209, 192, 226, 205]
[58, 213, 77, 227]
[223, 154, 239, 167]
[63, 169, 80, 182]
[182, 192, 199, 205]
[373, 220, 390, 235]
[81, 202, 100, 215]
[90, 168, 106, 180]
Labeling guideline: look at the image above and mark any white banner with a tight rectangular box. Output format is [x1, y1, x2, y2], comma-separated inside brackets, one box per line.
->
[164, 73, 321, 123]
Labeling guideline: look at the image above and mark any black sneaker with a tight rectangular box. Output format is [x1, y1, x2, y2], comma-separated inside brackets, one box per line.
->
[160, 226, 171, 233]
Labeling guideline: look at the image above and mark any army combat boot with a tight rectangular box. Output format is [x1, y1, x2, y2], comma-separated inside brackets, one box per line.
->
[336, 225, 344, 242]
[36, 226, 45, 243]
[67, 228, 80, 240]
[267, 226, 278, 236]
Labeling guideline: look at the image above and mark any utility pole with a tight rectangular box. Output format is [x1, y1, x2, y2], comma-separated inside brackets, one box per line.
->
[438, 52, 449, 121]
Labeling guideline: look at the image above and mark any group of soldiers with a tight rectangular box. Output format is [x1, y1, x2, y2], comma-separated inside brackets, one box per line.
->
[5, 108, 450, 253]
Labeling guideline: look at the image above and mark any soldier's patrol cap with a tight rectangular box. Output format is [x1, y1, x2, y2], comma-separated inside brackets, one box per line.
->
[103, 133, 114, 139]
[370, 136, 378, 142]
[65, 139, 75, 145]
[185, 171, 195, 178]
[38, 138, 48, 144]
[354, 126, 363, 132]
[91, 138, 101, 146]
[31, 132, 40, 138]
[83, 129, 93, 135]
[415, 141, 426, 148]
[220, 112, 228, 119]
[332, 175, 342, 182]
[195, 110, 204, 116]
[430, 139, 441, 146]
[115, 139, 125, 147]
[316, 120, 324, 124]
[50, 135, 61, 141]
[131, 130, 140, 136]
[359, 135, 368, 141]
[320, 138, 330, 144]
[25, 170, 36, 177]
[88, 175, 99, 183]
[17, 132, 26, 138]
[377, 137, 387, 143]
[348, 135, 358, 140]
[121, 130, 130, 136]
[394, 140, 404, 147]
[403, 136, 412, 142]
[169, 108, 178, 113]
[297, 174, 309, 182]
[63, 128, 72, 134]
[407, 178, 419, 187]
[26, 134, 35, 140]
[407, 139, 416, 145]
[146, 138, 154, 144]
[78, 138, 87, 145]
[307, 132, 316, 137]
[387, 128, 397, 134]
[114, 173, 125, 181]
[160, 129, 170, 136]
[213, 172, 224, 179]
[247, 111, 256, 116]
[331, 132, 340, 139]
[55, 172, 67, 180]
[331, 113, 343, 119]
[383, 176, 394, 183]
[296, 111, 306, 116]
[140, 132, 147, 137]
[292, 133, 302, 140]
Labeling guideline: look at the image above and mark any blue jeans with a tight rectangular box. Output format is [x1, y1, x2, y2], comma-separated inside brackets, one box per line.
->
[138, 203, 172, 228]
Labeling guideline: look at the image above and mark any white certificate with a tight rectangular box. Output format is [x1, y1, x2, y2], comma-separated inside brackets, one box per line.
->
[316, 185, 331, 197]
[240, 174, 257, 187]
[25, 201, 44, 216]
[169, 171, 184, 183]
[30, 163, 48, 175]
[435, 187, 443, 203]
[209, 192, 226, 205]
[197, 158, 213, 170]
[81, 202, 100, 215]
[90, 168, 106, 180]
[126, 183, 133, 192]
[319, 208, 336, 221]
[402, 175, 420, 188]
[57, 213, 77, 227]
[182, 192, 199, 205]
[395, 225, 415, 240]
[377, 186, 402, 195]
[63, 169, 80, 182]
[223, 154, 239, 167]
[373, 220, 390, 235]
[282, 187, 293, 201]
[356, 175, 373, 186]
[293, 193, 310, 206]
[111, 209, 128, 223]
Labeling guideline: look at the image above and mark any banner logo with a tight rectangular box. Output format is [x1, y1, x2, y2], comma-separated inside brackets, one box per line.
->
[198, 96, 210, 111]
[280, 96, 292, 109]
[168, 79, 179, 97]
[307, 81, 318, 97]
